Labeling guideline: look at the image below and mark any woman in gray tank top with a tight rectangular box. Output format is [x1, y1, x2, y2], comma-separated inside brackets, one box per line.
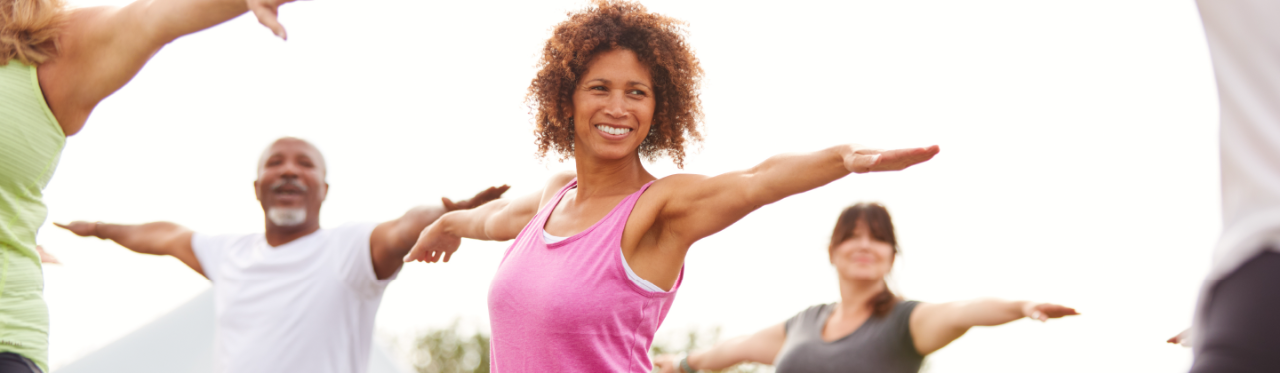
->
[654, 203, 1078, 373]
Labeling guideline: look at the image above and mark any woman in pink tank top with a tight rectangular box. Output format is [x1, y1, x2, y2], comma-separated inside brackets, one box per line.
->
[403, 1, 939, 371]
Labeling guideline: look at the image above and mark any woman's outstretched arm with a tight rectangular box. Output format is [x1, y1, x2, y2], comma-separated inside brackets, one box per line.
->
[909, 299, 1079, 355]
[653, 323, 786, 373]
[658, 144, 939, 247]
[403, 172, 577, 263]
[41, 0, 304, 135]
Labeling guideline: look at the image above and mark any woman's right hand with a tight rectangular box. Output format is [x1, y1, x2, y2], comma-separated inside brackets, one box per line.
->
[404, 217, 462, 263]
[54, 221, 100, 238]
[651, 354, 681, 373]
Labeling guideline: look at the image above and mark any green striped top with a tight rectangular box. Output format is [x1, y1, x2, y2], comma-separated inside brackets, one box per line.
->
[0, 59, 64, 373]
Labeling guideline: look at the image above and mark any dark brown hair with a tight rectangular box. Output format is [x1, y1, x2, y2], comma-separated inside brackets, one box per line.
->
[526, 0, 704, 168]
[829, 202, 902, 316]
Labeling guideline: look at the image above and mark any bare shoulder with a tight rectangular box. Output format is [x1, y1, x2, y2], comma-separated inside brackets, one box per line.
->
[58, 6, 119, 46]
[908, 301, 939, 324]
[648, 173, 709, 196]
[538, 170, 578, 204]
[643, 173, 710, 211]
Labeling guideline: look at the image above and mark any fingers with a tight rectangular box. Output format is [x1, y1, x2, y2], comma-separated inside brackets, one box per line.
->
[36, 245, 61, 265]
[403, 241, 425, 262]
[54, 221, 90, 236]
[870, 145, 940, 172]
[248, 0, 288, 40]
[442, 250, 453, 263]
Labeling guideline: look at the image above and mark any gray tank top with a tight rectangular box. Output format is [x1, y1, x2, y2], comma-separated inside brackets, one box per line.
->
[774, 301, 923, 373]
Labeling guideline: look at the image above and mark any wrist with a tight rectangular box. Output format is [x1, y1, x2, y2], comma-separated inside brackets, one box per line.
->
[436, 212, 462, 237]
[1018, 301, 1036, 317]
[680, 354, 699, 373]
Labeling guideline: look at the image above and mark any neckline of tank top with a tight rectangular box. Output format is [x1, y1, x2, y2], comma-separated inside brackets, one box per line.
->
[540, 180, 655, 248]
[816, 302, 895, 345]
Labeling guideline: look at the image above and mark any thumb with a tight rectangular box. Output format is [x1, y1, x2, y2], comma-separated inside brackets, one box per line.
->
[846, 153, 881, 173]
[442, 197, 458, 210]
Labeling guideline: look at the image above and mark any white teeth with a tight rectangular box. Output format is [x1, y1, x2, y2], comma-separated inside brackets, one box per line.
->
[596, 125, 631, 136]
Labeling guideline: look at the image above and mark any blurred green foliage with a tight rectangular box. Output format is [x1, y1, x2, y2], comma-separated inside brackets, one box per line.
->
[411, 320, 489, 373]
[409, 322, 769, 373]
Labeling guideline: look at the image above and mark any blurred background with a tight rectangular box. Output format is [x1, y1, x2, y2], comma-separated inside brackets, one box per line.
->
[36, 0, 1217, 371]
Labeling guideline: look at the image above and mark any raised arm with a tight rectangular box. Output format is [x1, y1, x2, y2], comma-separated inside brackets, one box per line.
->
[55, 221, 202, 276]
[403, 172, 576, 263]
[653, 323, 786, 373]
[659, 144, 939, 245]
[41, 0, 301, 134]
[368, 185, 509, 279]
[909, 299, 1078, 355]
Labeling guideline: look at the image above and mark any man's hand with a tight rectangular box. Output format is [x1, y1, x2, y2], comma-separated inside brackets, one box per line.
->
[54, 221, 100, 238]
[443, 185, 510, 212]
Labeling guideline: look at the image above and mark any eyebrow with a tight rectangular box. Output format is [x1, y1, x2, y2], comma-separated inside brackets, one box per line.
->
[584, 78, 652, 90]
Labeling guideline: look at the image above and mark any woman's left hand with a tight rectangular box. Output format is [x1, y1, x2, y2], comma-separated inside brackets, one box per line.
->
[246, 0, 302, 40]
[842, 145, 940, 173]
[1022, 302, 1079, 322]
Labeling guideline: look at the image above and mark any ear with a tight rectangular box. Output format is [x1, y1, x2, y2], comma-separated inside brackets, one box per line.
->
[320, 182, 330, 202]
[253, 180, 262, 201]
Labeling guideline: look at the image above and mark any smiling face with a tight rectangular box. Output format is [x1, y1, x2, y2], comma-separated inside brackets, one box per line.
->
[253, 138, 328, 230]
[830, 219, 897, 282]
[569, 48, 656, 163]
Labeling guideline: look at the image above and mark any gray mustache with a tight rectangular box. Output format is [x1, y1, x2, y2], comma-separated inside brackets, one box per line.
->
[270, 178, 308, 192]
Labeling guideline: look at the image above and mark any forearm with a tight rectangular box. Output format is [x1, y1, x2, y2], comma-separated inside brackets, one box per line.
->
[743, 146, 854, 206]
[95, 221, 192, 256]
[686, 336, 763, 371]
[127, 0, 249, 44]
[383, 205, 449, 257]
[445, 199, 518, 241]
[953, 298, 1030, 327]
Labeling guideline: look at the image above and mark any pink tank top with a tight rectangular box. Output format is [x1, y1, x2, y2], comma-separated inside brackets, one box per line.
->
[488, 179, 682, 372]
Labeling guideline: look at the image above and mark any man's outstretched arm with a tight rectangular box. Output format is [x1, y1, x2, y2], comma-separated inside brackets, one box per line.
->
[369, 185, 509, 279]
[56, 221, 203, 277]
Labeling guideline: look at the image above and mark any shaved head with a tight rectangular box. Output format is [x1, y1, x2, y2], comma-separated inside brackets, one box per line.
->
[257, 137, 327, 181]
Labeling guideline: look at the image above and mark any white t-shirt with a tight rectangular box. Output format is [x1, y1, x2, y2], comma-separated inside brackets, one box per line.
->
[192, 223, 397, 373]
[1194, 0, 1280, 348]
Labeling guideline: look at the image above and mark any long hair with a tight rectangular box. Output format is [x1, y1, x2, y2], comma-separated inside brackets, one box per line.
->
[1, 0, 67, 66]
[829, 202, 902, 316]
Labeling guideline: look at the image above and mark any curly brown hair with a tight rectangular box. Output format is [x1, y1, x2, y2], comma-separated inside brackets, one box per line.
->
[526, 0, 704, 168]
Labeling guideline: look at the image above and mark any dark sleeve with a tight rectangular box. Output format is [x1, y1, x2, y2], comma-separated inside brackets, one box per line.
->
[893, 300, 923, 355]
[784, 304, 829, 337]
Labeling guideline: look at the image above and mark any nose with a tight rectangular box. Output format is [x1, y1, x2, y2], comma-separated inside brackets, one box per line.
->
[278, 161, 301, 178]
[603, 90, 628, 119]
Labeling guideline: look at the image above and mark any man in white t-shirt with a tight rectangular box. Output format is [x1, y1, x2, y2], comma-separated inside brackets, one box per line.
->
[58, 137, 507, 373]
[1186, 1, 1280, 371]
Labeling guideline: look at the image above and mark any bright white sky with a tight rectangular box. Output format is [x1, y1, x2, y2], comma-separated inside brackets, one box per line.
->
[36, 0, 1217, 372]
